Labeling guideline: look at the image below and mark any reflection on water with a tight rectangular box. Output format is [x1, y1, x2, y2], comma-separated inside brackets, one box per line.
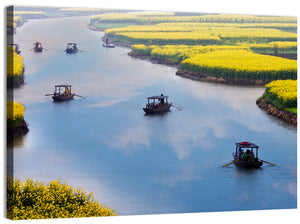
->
[11, 16, 297, 215]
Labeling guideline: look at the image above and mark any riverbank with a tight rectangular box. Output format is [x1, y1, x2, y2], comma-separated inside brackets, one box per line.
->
[94, 24, 296, 86]
[256, 97, 297, 126]
[7, 119, 29, 138]
[176, 69, 268, 85]
[128, 52, 265, 85]
[89, 24, 106, 31]
[7, 69, 25, 88]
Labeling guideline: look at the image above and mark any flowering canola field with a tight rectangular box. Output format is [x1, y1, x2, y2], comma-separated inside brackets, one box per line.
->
[91, 13, 296, 25]
[181, 50, 297, 81]
[132, 44, 249, 63]
[106, 25, 296, 45]
[7, 101, 25, 126]
[263, 80, 297, 109]
[7, 45, 24, 87]
[7, 178, 118, 219]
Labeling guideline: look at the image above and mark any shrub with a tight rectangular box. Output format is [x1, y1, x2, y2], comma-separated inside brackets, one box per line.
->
[7, 45, 24, 87]
[7, 177, 118, 220]
[7, 101, 25, 127]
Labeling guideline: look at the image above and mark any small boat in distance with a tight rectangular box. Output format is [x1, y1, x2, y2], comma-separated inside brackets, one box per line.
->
[143, 94, 172, 114]
[65, 43, 78, 53]
[33, 41, 43, 52]
[103, 43, 115, 48]
[51, 85, 75, 102]
[232, 142, 263, 168]
[103, 37, 115, 48]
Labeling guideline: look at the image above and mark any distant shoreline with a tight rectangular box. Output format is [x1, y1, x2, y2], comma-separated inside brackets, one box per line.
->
[93, 28, 296, 86]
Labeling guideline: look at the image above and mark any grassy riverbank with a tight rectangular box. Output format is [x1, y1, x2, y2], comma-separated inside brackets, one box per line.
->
[7, 101, 29, 137]
[129, 44, 296, 84]
[7, 45, 25, 88]
[91, 12, 296, 85]
[256, 80, 297, 125]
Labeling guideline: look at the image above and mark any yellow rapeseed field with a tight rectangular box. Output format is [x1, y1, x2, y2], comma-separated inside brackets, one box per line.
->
[7, 178, 118, 220]
[7, 45, 25, 87]
[106, 22, 296, 45]
[181, 50, 297, 80]
[265, 80, 297, 103]
[7, 45, 24, 77]
[7, 101, 25, 126]
[91, 13, 296, 24]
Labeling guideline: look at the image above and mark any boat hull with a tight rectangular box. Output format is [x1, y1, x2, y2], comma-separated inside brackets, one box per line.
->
[143, 103, 172, 114]
[103, 44, 115, 48]
[66, 49, 77, 54]
[233, 154, 263, 168]
[34, 47, 43, 52]
[52, 94, 75, 102]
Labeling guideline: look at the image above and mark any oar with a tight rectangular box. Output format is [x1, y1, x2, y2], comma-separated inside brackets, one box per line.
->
[171, 105, 184, 110]
[260, 159, 275, 166]
[45, 93, 54, 96]
[222, 160, 239, 167]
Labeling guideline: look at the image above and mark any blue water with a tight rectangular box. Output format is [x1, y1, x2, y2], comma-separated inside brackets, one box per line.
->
[11, 16, 297, 215]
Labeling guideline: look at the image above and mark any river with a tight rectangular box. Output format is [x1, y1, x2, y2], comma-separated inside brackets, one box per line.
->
[10, 16, 297, 215]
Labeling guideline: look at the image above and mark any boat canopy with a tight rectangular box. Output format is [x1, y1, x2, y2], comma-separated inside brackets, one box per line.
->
[147, 95, 169, 100]
[235, 142, 260, 149]
[55, 84, 72, 88]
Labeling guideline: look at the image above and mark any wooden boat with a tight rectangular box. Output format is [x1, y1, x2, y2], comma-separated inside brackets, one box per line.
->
[65, 43, 78, 53]
[103, 37, 115, 48]
[103, 43, 115, 48]
[33, 41, 43, 52]
[232, 142, 263, 168]
[143, 94, 172, 114]
[51, 85, 75, 101]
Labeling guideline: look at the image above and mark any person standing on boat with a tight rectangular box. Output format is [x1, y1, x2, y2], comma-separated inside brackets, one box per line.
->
[160, 94, 164, 104]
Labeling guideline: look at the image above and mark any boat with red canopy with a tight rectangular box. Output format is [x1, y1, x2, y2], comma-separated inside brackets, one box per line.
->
[232, 142, 263, 168]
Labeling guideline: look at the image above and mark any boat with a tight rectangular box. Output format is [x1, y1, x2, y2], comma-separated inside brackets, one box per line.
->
[103, 37, 115, 48]
[65, 43, 78, 53]
[232, 142, 263, 168]
[33, 41, 43, 52]
[103, 43, 115, 48]
[143, 94, 172, 114]
[51, 85, 75, 101]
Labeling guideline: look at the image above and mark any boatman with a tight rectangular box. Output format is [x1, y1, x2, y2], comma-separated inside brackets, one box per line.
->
[65, 87, 70, 95]
[160, 94, 164, 104]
